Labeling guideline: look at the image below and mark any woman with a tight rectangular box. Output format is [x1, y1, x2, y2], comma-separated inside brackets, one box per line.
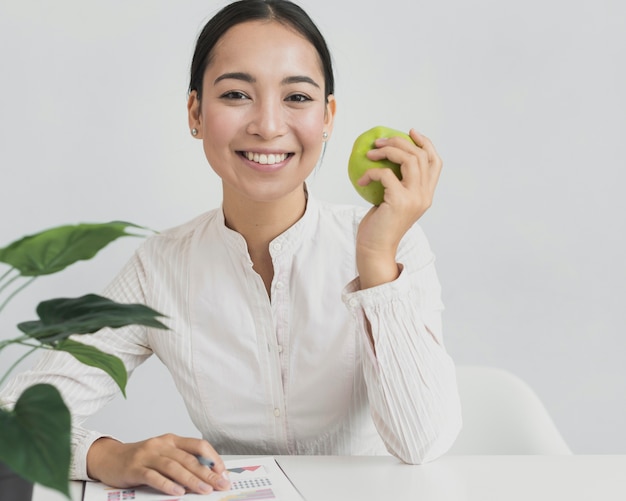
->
[1, 0, 461, 496]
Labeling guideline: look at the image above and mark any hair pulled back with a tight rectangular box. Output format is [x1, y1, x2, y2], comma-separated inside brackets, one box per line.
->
[189, 0, 334, 102]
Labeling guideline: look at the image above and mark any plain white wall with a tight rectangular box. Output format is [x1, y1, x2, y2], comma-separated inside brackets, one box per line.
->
[1, 0, 625, 454]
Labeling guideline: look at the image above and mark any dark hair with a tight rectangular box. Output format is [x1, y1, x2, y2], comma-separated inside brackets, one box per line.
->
[189, 0, 334, 101]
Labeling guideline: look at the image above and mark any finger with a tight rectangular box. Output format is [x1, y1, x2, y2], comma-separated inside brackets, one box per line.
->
[175, 438, 230, 491]
[151, 453, 216, 495]
[370, 129, 440, 166]
[198, 463, 231, 491]
[405, 129, 442, 170]
[358, 166, 405, 194]
[368, 137, 422, 162]
[366, 146, 427, 188]
[177, 437, 225, 473]
[367, 142, 427, 166]
[140, 466, 190, 497]
[374, 134, 416, 152]
[409, 129, 443, 188]
[366, 130, 442, 194]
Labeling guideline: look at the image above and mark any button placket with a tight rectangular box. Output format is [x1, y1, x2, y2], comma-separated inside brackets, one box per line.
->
[269, 243, 291, 448]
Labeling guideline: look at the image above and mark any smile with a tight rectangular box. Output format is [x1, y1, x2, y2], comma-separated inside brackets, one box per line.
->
[241, 151, 290, 165]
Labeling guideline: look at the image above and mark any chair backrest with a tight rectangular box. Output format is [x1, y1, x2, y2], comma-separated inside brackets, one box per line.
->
[448, 366, 572, 455]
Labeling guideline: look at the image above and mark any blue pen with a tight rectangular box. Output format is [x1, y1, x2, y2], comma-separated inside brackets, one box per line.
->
[196, 456, 215, 468]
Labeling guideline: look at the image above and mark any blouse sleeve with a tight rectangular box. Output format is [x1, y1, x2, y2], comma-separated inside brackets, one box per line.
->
[0, 248, 156, 480]
[342, 223, 462, 464]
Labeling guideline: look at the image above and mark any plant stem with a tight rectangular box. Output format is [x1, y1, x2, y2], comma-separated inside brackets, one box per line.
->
[0, 276, 36, 315]
[0, 269, 19, 295]
[0, 336, 36, 349]
[0, 345, 38, 389]
[0, 338, 18, 350]
[0, 266, 15, 284]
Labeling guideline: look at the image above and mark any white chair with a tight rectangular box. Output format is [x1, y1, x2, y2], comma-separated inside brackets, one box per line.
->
[448, 366, 572, 455]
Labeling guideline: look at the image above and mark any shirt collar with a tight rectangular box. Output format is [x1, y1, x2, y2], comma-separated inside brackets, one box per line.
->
[216, 189, 319, 259]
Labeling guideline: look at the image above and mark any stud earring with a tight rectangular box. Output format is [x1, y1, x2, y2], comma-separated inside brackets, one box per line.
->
[191, 128, 198, 136]
[322, 131, 328, 141]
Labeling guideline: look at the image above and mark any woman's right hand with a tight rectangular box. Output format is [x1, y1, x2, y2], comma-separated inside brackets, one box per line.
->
[86, 434, 230, 496]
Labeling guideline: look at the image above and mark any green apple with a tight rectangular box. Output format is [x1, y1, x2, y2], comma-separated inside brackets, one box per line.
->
[348, 126, 413, 205]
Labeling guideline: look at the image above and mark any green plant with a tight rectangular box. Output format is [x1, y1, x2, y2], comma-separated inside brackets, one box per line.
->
[0, 222, 167, 498]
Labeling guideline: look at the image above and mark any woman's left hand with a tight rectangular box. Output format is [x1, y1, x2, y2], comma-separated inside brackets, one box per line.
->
[355, 129, 442, 289]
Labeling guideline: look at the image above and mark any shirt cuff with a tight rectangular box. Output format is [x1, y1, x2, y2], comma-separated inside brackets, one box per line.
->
[71, 428, 118, 481]
[341, 263, 408, 309]
[341, 264, 409, 366]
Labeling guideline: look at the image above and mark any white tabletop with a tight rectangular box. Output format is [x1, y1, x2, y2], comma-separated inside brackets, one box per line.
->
[277, 455, 626, 500]
[32, 455, 626, 501]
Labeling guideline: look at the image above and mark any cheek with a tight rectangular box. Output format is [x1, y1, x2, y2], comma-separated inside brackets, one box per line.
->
[293, 108, 327, 149]
[203, 106, 235, 136]
[201, 109, 237, 157]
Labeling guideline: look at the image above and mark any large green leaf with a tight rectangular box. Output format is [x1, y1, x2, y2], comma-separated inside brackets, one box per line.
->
[0, 384, 71, 497]
[55, 338, 128, 397]
[17, 293, 168, 341]
[0, 221, 147, 277]
[16, 293, 167, 399]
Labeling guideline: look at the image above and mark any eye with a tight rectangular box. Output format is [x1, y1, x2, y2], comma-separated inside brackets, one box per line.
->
[220, 91, 249, 100]
[285, 93, 312, 103]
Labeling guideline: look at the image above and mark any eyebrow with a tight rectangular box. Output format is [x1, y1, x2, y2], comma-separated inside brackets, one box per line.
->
[214, 72, 255, 85]
[281, 75, 320, 88]
[214, 72, 320, 88]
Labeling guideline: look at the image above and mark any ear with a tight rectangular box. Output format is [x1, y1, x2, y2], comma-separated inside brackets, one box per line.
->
[323, 94, 337, 138]
[187, 91, 203, 139]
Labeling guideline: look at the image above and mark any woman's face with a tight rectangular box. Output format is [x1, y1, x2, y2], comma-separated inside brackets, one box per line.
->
[189, 20, 336, 204]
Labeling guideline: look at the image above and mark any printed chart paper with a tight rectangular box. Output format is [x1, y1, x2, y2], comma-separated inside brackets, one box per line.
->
[83, 457, 304, 501]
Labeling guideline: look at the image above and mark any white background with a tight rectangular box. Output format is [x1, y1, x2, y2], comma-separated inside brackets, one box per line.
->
[1, 0, 624, 454]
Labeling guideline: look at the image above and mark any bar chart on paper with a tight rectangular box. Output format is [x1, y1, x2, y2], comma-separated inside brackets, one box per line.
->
[228, 465, 272, 492]
[82, 457, 303, 501]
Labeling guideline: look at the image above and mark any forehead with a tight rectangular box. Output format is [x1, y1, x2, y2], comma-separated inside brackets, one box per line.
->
[207, 20, 323, 77]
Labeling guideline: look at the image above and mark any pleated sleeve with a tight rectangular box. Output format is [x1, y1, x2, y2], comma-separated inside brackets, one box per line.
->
[342, 223, 462, 463]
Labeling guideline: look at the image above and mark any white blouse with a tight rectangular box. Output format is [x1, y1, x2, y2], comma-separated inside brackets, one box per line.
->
[1, 195, 462, 480]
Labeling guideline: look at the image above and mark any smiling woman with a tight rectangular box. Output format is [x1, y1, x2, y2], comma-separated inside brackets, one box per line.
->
[187, 19, 335, 212]
[0, 0, 460, 497]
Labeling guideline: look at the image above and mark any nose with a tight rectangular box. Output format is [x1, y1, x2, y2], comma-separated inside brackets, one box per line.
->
[246, 96, 288, 140]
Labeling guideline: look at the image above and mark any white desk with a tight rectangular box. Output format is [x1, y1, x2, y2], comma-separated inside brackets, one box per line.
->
[33, 455, 626, 500]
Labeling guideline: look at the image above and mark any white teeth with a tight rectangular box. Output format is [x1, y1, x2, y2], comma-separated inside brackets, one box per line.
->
[244, 152, 287, 165]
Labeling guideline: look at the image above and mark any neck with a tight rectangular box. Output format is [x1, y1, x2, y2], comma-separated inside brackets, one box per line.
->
[222, 185, 307, 251]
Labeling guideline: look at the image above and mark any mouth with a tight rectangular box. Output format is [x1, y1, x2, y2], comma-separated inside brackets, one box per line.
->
[238, 151, 293, 166]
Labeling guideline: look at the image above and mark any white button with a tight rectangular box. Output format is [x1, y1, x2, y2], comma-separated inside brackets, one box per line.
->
[275, 281, 284, 290]
[274, 408, 281, 417]
[272, 242, 282, 252]
[277, 345, 283, 353]
[349, 298, 359, 307]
